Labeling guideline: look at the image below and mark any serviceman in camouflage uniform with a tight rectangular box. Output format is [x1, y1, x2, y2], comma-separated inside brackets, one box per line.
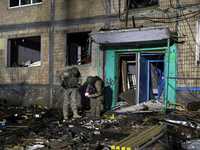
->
[85, 76, 104, 120]
[58, 67, 82, 120]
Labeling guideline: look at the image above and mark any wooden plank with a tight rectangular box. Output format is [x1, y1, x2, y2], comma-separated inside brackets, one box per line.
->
[122, 60, 127, 92]
[6, 125, 28, 128]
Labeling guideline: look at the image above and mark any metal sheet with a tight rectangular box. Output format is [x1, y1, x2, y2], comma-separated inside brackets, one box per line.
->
[119, 89, 136, 106]
[90, 26, 170, 46]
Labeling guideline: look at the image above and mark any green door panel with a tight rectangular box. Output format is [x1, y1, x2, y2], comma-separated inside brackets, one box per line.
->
[165, 44, 177, 103]
[105, 50, 117, 109]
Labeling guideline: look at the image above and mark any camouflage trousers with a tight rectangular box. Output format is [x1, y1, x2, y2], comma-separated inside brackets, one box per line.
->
[63, 88, 78, 118]
[90, 95, 103, 119]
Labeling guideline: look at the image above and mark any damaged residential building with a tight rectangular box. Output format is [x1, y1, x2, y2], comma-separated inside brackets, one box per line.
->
[0, 0, 199, 111]
[0, 0, 200, 150]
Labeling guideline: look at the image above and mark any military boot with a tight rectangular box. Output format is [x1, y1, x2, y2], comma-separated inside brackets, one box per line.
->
[64, 117, 68, 120]
[63, 114, 68, 120]
[73, 111, 82, 118]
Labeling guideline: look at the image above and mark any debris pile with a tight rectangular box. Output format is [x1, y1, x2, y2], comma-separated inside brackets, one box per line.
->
[0, 101, 200, 149]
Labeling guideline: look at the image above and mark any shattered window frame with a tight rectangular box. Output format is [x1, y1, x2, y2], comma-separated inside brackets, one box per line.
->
[125, 0, 159, 10]
[6, 36, 41, 68]
[8, 0, 42, 8]
[66, 32, 92, 66]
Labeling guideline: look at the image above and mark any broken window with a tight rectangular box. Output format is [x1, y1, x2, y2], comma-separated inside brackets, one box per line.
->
[9, 0, 42, 8]
[66, 32, 92, 66]
[7, 36, 41, 67]
[196, 20, 200, 65]
[127, 0, 159, 9]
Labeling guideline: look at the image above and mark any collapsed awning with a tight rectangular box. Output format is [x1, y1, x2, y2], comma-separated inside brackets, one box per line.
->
[89, 26, 171, 47]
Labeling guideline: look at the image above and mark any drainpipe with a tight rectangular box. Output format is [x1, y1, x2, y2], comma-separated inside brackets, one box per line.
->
[49, 0, 55, 108]
[119, 0, 125, 21]
[98, 43, 100, 77]
[165, 39, 170, 114]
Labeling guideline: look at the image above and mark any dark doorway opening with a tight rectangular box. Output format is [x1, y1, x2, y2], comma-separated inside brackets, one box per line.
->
[118, 53, 137, 106]
[139, 53, 165, 103]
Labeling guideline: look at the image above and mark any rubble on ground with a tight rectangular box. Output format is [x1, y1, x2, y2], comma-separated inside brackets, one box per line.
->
[1, 101, 200, 150]
[113, 100, 164, 113]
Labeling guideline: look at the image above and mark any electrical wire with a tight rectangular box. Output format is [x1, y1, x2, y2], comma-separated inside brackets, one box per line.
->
[113, 0, 118, 13]
[177, 2, 200, 100]
[143, 11, 200, 23]
[118, 0, 200, 101]
[141, 1, 200, 101]
[143, 9, 200, 20]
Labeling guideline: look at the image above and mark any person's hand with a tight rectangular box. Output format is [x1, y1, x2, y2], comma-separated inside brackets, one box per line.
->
[88, 95, 92, 98]
[86, 89, 89, 92]
[85, 92, 89, 97]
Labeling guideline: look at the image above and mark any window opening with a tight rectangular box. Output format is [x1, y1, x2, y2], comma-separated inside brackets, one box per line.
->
[127, 0, 158, 9]
[21, 0, 31, 5]
[7, 36, 41, 68]
[9, 0, 42, 8]
[66, 32, 91, 66]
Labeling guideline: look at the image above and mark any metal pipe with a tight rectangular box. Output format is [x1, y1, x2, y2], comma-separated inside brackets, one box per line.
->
[165, 39, 170, 114]
[119, 0, 122, 21]
[114, 46, 167, 52]
[164, 77, 200, 79]
[98, 43, 100, 76]
[125, 0, 131, 27]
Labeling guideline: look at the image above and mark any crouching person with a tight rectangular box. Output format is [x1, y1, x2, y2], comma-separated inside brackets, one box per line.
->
[85, 76, 104, 120]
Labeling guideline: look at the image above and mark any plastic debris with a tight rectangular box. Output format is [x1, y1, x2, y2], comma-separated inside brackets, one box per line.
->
[0, 126, 7, 130]
[25, 144, 45, 150]
[109, 114, 115, 120]
[181, 139, 200, 150]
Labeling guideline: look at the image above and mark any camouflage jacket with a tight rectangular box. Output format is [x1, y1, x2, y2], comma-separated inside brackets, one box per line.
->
[58, 69, 82, 89]
[86, 76, 104, 98]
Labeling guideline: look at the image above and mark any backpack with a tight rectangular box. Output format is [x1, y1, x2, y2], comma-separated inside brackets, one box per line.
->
[94, 76, 104, 91]
[88, 76, 104, 94]
[64, 76, 79, 88]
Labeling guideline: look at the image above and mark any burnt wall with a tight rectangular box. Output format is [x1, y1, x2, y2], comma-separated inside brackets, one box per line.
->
[0, 84, 89, 109]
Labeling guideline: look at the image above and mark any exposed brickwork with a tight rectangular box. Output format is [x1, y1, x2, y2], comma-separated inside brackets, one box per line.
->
[0, 28, 50, 85]
[0, 0, 199, 107]
[0, 0, 51, 25]
[55, 0, 106, 20]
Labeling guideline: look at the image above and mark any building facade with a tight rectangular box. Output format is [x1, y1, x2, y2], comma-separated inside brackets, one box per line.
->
[0, 0, 199, 109]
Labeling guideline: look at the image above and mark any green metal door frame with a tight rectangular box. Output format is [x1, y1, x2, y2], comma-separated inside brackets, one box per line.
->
[104, 42, 177, 110]
[165, 40, 177, 112]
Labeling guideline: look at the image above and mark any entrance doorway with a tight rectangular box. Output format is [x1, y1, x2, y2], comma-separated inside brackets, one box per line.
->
[139, 53, 165, 103]
[118, 53, 137, 105]
[117, 52, 165, 105]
